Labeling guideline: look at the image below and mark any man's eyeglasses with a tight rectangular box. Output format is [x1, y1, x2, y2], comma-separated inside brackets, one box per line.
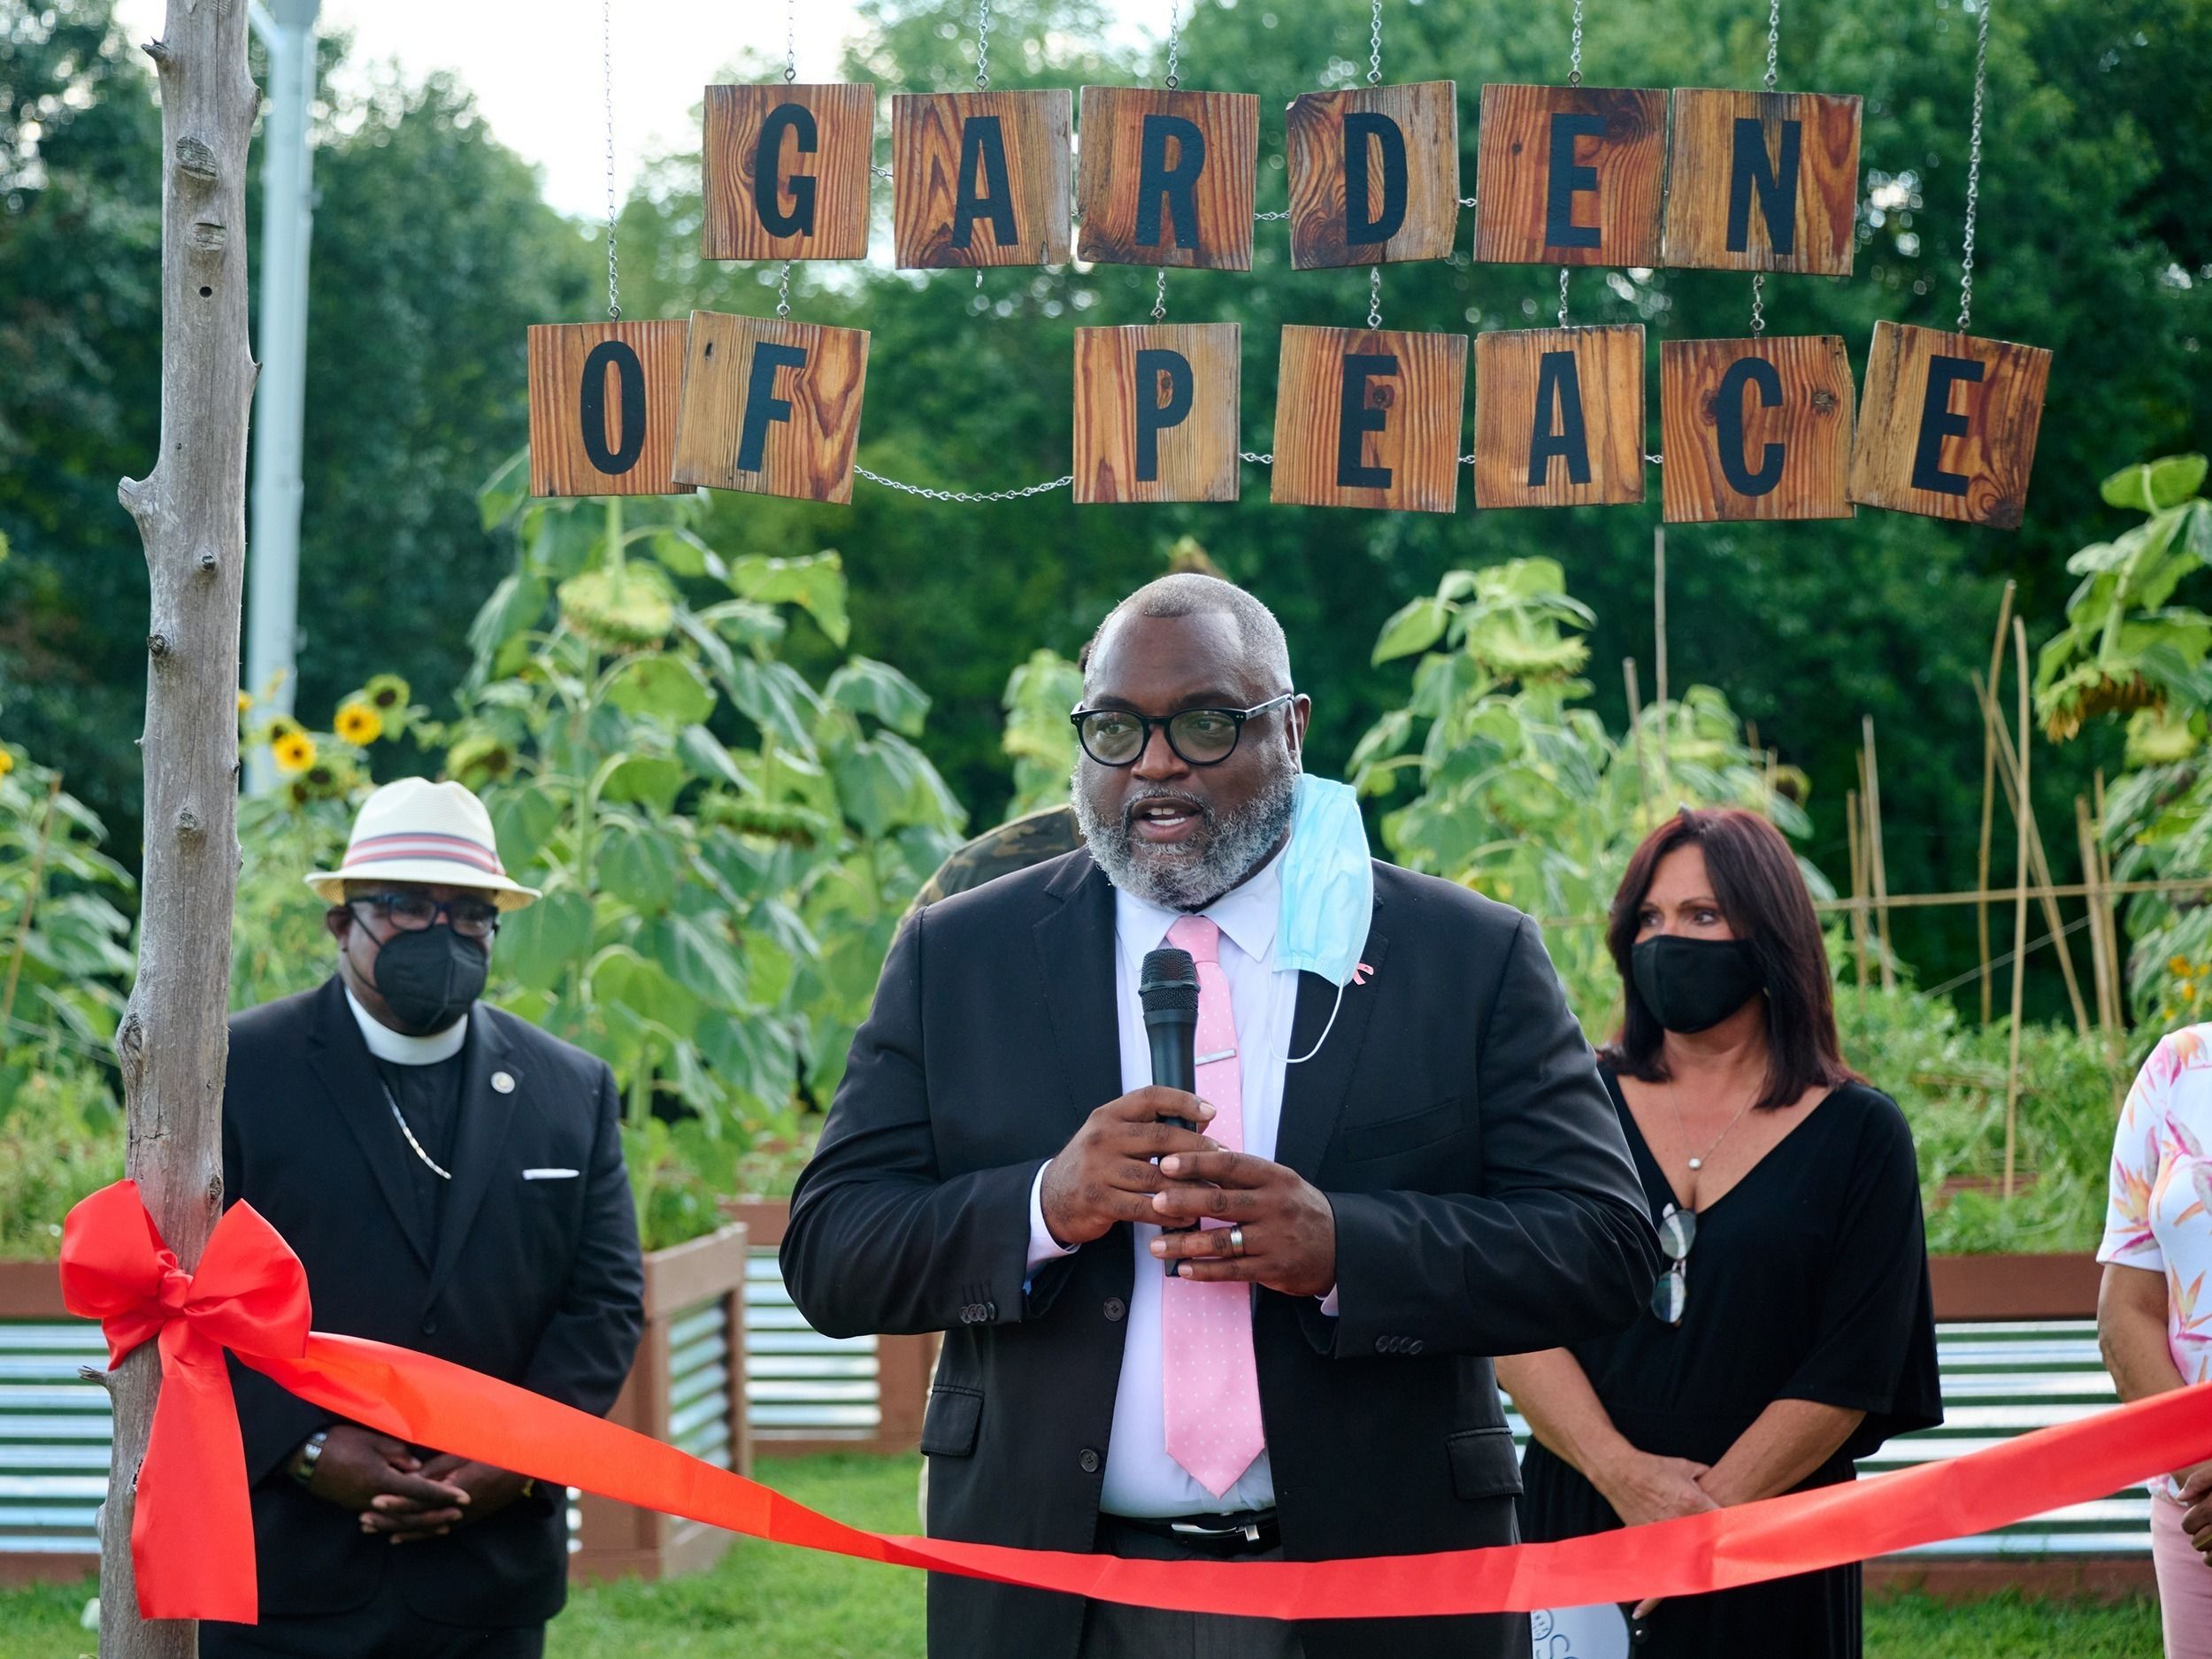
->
[349, 892, 502, 939]
[1070, 694, 1295, 768]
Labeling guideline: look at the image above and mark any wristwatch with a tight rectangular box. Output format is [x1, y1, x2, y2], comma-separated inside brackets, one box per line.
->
[289, 1428, 331, 1487]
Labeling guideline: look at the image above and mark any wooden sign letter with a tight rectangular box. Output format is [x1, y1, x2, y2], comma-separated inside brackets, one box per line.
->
[1847, 320, 2051, 527]
[893, 91, 1073, 268]
[1472, 85, 1665, 267]
[1077, 88, 1259, 270]
[1472, 325, 1646, 508]
[672, 312, 870, 504]
[1073, 323, 1240, 503]
[701, 84, 875, 262]
[1661, 335, 1855, 522]
[1286, 81, 1459, 269]
[527, 320, 687, 496]
[1661, 89, 1860, 273]
[1271, 325, 1466, 513]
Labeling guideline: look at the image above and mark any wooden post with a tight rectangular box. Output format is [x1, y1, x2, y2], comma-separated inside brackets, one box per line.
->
[1846, 786, 1870, 1016]
[1862, 716, 1896, 991]
[104, 4, 258, 1654]
[1623, 657, 1651, 821]
[2004, 619, 2032, 1200]
[1970, 672, 2093, 1038]
[2077, 796, 2116, 1033]
[1975, 581, 2016, 1025]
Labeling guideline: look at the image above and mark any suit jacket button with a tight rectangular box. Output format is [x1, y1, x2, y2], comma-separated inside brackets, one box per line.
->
[1079, 1449, 1101, 1474]
[1375, 1336, 1391, 1354]
[1103, 1297, 1126, 1322]
[1407, 1339, 1425, 1356]
[981, 1301, 997, 1321]
[420, 1316, 439, 1336]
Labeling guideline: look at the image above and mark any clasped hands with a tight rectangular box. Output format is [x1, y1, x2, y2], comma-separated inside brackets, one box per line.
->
[304, 1425, 533, 1544]
[1039, 1086, 1337, 1299]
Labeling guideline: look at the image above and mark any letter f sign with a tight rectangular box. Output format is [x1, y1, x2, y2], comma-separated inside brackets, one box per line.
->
[738, 342, 809, 472]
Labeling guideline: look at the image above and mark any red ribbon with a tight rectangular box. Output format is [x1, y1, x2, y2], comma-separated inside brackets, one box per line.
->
[58, 1179, 2212, 1624]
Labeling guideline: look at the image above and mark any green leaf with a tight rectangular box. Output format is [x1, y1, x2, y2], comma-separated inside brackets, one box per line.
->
[729, 552, 850, 648]
[468, 572, 549, 657]
[599, 819, 681, 911]
[2101, 454, 2208, 513]
[604, 655, 714, 726]
[826, 657, 932, 736]
[696, 1008, 799, 1110]
[1373, 596, 1449, 664]
[496, 890, 594, 994]
[678, 724, 756, 792]
[639, 912, 749, 1010]
[489, 785, 564, 869]
[601, 754, 687, 815]
[590, 945, 700, 1040]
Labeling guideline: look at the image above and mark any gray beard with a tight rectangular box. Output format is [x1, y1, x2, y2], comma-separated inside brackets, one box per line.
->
[1072, 757, 1298, 912]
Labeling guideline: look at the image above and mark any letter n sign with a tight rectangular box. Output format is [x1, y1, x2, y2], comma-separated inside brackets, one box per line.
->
[671, 312, 870, 504]
[1660, 88, 1861, 273]
[1075, 88, 1259, 270]
[1848, 321, 2052, 528]
[1286, 81, 1459, 269]
[1271, 325, 1467, 512]
[701, 83, 875, 262]
[526, 321, 687, 496]
[1472, 325, 1646, 509]
[1661, 336, 1855, 522]
[1072, 324, 1240, 503]
[1473, 85, 1664, 266]
[893, 91, 1072, 268]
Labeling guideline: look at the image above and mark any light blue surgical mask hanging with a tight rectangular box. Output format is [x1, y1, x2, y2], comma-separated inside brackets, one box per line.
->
[1274, 773, 1373, 1063]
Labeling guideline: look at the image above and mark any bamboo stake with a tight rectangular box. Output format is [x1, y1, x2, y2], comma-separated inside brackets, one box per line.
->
[1624, 657, 1651, 822]
[2004, 619, 2032, 1200]
[1971, 672, 2093, 1038]
[1977, 580, 2017, 1025]
[1653, 527, 1669, 795]
[1847, 786, 1870, 1004]
[1863, 716, 1896, 991]
[0, 773, 65, 1039]
[2076, 795, 2116, 1033]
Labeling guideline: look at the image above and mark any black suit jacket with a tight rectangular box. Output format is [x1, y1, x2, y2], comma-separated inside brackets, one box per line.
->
[781, 853, 1658, 1659]
[218, 977, 645, 1626]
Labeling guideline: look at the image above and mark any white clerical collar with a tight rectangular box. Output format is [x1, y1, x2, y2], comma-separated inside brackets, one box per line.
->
[1116, 839, 1286, 972]
[344, 985, 467, 1065]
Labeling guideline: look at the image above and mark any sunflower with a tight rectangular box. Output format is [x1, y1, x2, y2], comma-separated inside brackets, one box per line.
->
[363, 673, 411, 712]
[272, 731, 318, 775]
[334, 702, 384, 746]
[236, 688, 253, 714]
[0, 748, 13, 780]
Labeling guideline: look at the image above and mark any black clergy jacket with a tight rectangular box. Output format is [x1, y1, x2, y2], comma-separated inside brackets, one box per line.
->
[217, 975, 644, 1627]
[781, 851, 1660, 1659]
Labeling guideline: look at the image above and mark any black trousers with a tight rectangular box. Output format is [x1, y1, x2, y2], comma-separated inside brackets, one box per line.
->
[200, 1597, 546, 1659]
[1075, 1517, 1305, 1659]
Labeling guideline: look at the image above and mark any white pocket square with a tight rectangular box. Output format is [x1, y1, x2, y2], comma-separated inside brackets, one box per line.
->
[521, 1167, 580, 1180]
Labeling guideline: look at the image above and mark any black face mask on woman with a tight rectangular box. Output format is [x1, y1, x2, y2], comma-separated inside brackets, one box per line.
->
[1631, 934, 1764, 1034]
[371, 925, 488, 1033]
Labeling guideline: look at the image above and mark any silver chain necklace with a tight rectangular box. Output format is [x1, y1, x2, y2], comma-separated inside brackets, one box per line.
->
[380, 1080, 454, 1181]
[1664, 1077, 1755, 1179]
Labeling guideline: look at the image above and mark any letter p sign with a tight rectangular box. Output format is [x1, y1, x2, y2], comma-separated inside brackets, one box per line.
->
[1073, 324, 1241, 503]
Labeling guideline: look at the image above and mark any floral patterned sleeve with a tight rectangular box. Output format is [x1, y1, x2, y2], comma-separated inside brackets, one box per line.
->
[2098, 1033, 2177, 1271]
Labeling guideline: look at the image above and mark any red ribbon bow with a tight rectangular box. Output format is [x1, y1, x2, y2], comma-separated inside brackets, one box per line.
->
[59, 1180, 311, 1623]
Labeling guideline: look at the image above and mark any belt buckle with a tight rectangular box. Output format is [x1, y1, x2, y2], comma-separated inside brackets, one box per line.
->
[1170, 1512, 1265, 1544]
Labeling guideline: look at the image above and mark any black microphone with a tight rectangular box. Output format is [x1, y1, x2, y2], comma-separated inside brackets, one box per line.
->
[1140, 947, 1202, 1265]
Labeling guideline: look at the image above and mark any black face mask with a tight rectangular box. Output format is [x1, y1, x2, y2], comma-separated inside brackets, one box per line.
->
[370, 925, 488, 1034]
[1631, 934, 1764, 1035]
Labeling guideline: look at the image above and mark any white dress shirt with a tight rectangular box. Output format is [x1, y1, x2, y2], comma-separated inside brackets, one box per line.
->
[1025, 849, 1324, 1517]
[344, 985, 467, 1064]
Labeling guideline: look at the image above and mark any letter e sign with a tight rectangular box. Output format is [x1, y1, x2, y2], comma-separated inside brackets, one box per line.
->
[1072, 324, 1241, 503]
[893, 91, 1072, 268]
[671, 312, 871, 504]
[1847, 321, 2051, 527]
[1472, 85, 1664, 267]
[701, 83, 876, 262]
[1076, 87, 1259, 270]
[527, 320, 687, 496]
[1286, 81, 1460, 270]
[1271, 325, 1466, 512]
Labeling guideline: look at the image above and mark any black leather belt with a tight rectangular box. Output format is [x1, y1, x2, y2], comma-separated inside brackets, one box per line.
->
[1104, 1508, 1280, 1553]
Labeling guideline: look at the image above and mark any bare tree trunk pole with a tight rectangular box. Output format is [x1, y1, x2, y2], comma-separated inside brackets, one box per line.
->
[102, 4, 259, 1655]
[1976, 581, 2016, 1026]
[2003, 619, 2032, 1202]
[1862, 716, 1896, 992]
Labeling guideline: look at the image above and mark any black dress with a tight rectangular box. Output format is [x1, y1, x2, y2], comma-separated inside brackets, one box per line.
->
[1518, 1066, 1942, 1657]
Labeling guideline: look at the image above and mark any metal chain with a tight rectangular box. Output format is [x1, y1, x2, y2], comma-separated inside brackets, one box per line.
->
[602, 0, 619, 318]
[1152, 268, 1169, 320]
[1240, 451, 1274, 465]
[1749, 272, 1766, 334]
[786, 0, 798, 81]
[1368, 266, 1383, 328]
[1958, 0, 1991, 332]
[1166, 0, 1180, 89]
[1369, 0, 1384, 85]
[1747, 0, 1778, 334]
[975, 0, 991, 90]
[856, 466, 1072, 503]
[1568, 0, 1584, 86]
[1255, 209, 1291, 220]
[778, 262, 793, 319]
[1557, 265, 1571, 326]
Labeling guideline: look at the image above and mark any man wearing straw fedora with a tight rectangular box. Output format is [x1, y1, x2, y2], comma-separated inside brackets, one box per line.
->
[202, 779, 645, 1659]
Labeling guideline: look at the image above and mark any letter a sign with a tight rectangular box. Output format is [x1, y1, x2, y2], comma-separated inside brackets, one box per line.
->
[893, 92, 1073, 268]
[701, 84, 876, 262]
[527, 321, 687, 496]
[672, 312, 871, 503]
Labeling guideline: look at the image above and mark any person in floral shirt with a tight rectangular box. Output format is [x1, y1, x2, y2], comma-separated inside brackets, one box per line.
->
[2099, 1023, 2212, 1656]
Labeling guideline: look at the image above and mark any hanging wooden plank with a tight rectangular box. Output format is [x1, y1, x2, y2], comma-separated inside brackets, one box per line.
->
[527, 320, 688, 496]
[1660, 334, 1855, 522]
[1269, 325, 1466, 513]
[701, 83, 877, 263]
[1076, 87, 1259, 270]
[1471, 84, 1665, 267]
[671, 311, 870, 503]
[1847, 320, 2052, 527]
[892, 90, 1073, 268]
[1285, 81, 1460, 269]
[1471, 324, 1646, 509]
[1072, 323, 1240, 503]
[1660, 88, 1861, 273]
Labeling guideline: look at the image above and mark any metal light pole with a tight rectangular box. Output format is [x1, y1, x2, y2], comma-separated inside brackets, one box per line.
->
[243, 0, 319, 792]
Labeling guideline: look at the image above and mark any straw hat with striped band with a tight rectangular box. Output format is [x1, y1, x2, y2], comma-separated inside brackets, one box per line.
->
[305, 778, 541, 911]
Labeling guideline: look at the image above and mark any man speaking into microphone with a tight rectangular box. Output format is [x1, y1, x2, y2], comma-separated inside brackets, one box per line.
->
[782, 575, 1657, 1659]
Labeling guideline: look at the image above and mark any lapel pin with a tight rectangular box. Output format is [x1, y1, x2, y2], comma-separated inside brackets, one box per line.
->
[1352, 961, 1374, 986]
[491, 1071, 516, 1094]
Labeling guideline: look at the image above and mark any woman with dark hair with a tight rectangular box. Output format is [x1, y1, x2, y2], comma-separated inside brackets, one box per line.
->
[1500, 807, 1940, 1657]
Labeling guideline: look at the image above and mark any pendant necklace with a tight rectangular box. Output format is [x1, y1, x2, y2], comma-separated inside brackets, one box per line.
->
[1665, 1077, 1755, 1188]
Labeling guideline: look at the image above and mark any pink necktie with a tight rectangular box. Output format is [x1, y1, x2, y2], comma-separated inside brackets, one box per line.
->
[1160, 914, 1265, 1499]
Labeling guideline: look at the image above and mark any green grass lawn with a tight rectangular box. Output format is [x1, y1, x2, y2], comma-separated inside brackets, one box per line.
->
[0, 1454, 2164, 1657]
